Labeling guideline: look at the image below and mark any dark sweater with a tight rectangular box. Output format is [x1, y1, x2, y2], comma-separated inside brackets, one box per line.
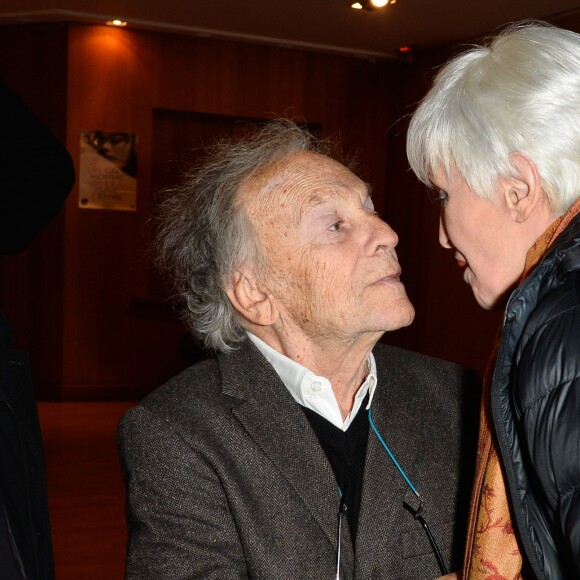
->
[301, 394, 370, 545]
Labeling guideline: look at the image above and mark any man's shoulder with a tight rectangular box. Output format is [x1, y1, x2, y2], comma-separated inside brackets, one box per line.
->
[373, 342, 481, 395]
[372, 343, 481, 441]
[136, 356, 222, 416]
[125, 339, 269, 422]
[118, 356, 230, 449]
[373, 342, 473, 372]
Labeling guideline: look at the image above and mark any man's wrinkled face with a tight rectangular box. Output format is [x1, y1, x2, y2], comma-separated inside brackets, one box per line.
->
[240, 152, 414, 344]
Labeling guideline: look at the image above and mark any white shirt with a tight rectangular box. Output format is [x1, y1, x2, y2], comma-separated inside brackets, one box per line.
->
[247, 333, 377, 431]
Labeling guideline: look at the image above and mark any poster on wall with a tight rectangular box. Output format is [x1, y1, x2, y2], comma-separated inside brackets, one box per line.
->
[78, 131, 138, 211]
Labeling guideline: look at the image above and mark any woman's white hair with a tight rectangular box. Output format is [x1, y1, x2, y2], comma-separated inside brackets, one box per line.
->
[407, 21, 580, 215]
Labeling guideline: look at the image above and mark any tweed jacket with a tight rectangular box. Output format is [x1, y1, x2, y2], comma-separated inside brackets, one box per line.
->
[118, 340, 480, 579]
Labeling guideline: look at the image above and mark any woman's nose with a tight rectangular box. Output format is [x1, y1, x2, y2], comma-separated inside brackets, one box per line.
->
[438, 216, 452, 249]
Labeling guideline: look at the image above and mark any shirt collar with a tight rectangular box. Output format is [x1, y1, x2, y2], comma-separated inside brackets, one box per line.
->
[247, 332, 377, 431]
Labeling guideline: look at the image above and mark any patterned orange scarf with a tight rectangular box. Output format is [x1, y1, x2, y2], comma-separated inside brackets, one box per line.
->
[463, 197, 580, 579]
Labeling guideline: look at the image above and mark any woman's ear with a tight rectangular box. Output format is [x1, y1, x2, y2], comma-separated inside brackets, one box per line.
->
[226, 269, 279, 327]
[504, 153, 544, 223]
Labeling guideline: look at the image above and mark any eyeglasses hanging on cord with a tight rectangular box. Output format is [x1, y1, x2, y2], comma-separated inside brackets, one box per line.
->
[334, 407, 448, 579]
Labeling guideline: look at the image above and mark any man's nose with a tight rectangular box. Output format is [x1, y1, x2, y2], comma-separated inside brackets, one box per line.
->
[371, 215, 398, 253]
[439, 216, 452, 249]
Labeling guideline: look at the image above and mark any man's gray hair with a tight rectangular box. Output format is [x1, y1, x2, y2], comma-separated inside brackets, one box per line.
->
[155, 119, 333, 352]
[407, 21, 580, 215]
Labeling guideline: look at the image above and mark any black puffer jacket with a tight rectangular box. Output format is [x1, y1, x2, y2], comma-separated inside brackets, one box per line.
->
[492, 212, 580, 579]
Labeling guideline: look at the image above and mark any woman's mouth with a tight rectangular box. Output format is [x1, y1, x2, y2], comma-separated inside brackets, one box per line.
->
[455, 254, 467, 268]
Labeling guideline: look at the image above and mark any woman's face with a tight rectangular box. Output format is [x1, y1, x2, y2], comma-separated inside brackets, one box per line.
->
[431, 167, 532, 310]
[96, 133, 133, 168]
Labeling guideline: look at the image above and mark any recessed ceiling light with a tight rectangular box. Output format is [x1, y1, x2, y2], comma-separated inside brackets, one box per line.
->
[351, 0, 396, 9]
[106, 19, 127, 27]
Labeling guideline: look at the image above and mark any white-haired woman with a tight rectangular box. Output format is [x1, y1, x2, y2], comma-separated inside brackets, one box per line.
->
[407, 22, 580, 580]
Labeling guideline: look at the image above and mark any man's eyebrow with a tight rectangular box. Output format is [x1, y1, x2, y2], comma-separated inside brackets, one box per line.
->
[305, 178, 371, 206]
[297, 189, 341, 221]
[304, 191, 334, 207]
[296, 188, 371, 226]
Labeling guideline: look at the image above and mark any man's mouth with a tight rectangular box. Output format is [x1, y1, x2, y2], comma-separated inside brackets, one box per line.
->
[374, 269, 402, 284]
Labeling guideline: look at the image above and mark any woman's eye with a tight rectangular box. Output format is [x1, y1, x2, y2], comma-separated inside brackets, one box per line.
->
[432, 190, 449, 205]
[329, 221, 343, 232]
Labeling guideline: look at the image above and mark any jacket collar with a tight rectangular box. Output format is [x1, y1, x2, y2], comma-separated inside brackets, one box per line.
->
[218, 339, 356, 574]
[506, 210, 580, 322]
[355, 360, 425, 578]
[217, 340, 423, 578]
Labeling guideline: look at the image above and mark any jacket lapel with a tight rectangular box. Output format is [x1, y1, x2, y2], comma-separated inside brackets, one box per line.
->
[219, 340, 356, 576]
[354, 373, 422, 579]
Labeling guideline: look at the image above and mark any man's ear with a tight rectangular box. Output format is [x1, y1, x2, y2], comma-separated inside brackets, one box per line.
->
[504, 153, 544, 223]
[226, 270, 278, 327]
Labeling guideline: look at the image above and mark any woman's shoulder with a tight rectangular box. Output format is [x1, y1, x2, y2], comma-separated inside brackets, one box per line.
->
[515, 273, 580, 413]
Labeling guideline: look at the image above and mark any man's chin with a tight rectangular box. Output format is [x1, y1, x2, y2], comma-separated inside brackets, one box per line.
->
[397, 308, 416, 329]
[379, 302, 415, 332]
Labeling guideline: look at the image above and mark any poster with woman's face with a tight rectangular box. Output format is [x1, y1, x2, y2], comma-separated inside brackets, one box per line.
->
[79, 131, 138, 211]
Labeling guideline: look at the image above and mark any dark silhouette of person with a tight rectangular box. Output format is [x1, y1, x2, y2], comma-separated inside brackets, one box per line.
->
[0, 80, 75, 580]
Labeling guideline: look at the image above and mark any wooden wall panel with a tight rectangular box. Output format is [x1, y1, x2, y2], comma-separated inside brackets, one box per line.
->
[0, 24, 69, 140]
[384, 47, 508, 375]
[10, 18, 565, 397]
[63, 25, 164, 398]
[0, 25, 69, 397]
[57, 24, 394, 399]
[386, 15, 580, 373]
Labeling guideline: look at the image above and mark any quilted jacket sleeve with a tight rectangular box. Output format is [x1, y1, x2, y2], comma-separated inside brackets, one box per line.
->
[518, 305, 580, 574]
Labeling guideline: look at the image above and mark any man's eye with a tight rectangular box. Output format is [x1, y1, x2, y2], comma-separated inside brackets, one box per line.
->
[329, 221, 343, 232]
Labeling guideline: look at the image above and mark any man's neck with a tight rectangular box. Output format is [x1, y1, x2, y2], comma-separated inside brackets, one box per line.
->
[250, 324, 380, 418]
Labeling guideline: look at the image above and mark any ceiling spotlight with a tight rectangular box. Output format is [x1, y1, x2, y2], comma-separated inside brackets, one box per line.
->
[106, 19, 127, 27]
[351, 0, 396, 9]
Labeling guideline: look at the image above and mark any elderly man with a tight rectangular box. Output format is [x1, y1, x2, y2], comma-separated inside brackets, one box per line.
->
[118, 120, 479, 579]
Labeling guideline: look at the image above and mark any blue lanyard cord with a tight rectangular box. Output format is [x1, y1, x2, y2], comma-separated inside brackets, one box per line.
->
[336, 407, 447, 576]
[367, 407, 420, 500]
